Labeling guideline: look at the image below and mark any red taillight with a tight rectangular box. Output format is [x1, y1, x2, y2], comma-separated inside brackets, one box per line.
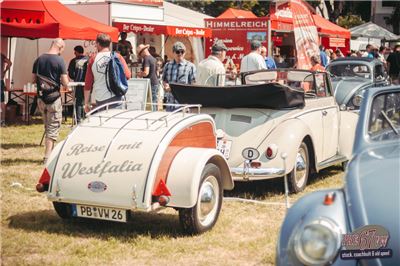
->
[36, 168, 51, 193]
[266, 147, 273, 158]
[153, 179, 171, 197]
[323, 192, 336, 205]
[250, 161, 261, 168]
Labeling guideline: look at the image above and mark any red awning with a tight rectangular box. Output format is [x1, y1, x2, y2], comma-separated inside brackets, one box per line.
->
[0, 0, 119, 41]
[113, 22, 212, 38]
[312, 15, 350, 38]
[217, 8, 258, 19]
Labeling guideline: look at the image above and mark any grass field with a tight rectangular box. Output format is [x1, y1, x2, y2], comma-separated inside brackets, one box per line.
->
[1, 120, 344, 265]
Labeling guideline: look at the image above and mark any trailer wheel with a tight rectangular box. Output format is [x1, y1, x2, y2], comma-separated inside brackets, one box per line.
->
[179, 163, 222, 235]
[288, 142, 309, 193]
[53, 202, 73, 219]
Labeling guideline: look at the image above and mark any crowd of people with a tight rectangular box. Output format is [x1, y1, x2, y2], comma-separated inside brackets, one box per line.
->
[2, 30, 400, 163]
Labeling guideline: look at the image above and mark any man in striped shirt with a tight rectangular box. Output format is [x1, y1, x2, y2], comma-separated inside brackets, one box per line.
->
[162, 42, 196, 111]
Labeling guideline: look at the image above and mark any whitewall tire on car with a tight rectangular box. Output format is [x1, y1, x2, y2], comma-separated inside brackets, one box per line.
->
[288, 142, 309, 193]
[179, 163, 223, 235]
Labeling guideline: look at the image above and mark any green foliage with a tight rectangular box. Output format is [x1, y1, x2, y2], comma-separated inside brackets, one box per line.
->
[337, 14, 365, 29]
[167, 0, 272, 18]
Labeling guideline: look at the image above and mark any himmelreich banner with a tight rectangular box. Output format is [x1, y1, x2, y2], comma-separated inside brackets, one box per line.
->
[290, 0, 320, 70]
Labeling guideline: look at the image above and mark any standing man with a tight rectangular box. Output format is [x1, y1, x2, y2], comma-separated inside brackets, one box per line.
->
[319, 45, 328, 67]
[197, 40, 227, 86]
[162, 42, 196, 111]
[136, 44, 158, 111]
[240, 40, 267, 73]
[84, 33, 131, 112]
[32, 38, 69, 164]
[1, 53, 12, 126]
[68, 45, 88, 123]
[117, 32, 133, 65]
[260, 46, 277, 69]
[387, 44, 400, 84]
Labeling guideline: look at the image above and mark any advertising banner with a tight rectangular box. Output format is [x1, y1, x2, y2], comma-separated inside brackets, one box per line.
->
[205, 18, 268, 70]
[290, 0, 319, 69]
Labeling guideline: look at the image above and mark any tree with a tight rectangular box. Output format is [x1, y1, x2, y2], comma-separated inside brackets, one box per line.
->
[337, 14, 364, 29]
[384, 2, 400, 34]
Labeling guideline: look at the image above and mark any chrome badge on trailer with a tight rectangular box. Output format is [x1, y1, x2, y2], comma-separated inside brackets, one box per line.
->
[88, 181, 107, 192]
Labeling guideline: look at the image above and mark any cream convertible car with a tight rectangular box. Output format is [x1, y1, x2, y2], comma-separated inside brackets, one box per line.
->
[171, 69, 358, 192]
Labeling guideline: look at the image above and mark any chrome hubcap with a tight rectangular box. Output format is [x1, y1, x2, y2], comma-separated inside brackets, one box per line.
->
[294, 146, 307, 187]
[197, 175, 219, 227]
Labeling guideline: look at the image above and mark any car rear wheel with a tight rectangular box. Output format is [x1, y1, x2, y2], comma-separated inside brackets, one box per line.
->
[53, 202, 73, 219]
[179, 163, 222, 235]
[288, 142, 309, 193]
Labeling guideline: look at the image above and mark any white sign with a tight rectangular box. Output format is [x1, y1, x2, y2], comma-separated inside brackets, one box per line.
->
[125, 78, 151, 110]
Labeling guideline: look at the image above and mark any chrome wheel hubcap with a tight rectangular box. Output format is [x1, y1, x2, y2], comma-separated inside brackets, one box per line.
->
[197, 175, 219, 227]
[294, 146, 307, 187]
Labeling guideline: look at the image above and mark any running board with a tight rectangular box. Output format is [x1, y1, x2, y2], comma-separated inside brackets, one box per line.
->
[317, 155, 347, 171]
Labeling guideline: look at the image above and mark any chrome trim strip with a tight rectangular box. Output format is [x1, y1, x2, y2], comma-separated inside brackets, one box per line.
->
[231, 167, 285, 177]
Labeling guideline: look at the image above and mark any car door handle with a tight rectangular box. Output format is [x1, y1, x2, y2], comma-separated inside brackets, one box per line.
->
[322, 110, 328, 116]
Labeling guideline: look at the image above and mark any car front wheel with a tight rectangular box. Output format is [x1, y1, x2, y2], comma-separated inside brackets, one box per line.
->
[288, 142, 309, 193]
[179, 163, 222, 235]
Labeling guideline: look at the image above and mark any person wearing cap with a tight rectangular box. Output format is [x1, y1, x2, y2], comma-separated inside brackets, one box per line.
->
[197, 40, 227, 86]
[240, 40, 267, 73]
[162, 41, 196, 111]
[136, 44, 159, 111]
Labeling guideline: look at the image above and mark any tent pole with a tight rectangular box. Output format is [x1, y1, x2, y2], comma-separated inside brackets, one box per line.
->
[267, 19, 272, 57]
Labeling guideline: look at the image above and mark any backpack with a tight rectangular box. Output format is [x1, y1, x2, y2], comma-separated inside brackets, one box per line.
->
[105, 52, 128, 97]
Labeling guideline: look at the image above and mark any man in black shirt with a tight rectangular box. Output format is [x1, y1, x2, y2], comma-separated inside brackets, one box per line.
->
[68, 45, 88, 123]
[136, 44, 158, 111]
[32, 38, 69, 164]
[387, 44, 400, 85]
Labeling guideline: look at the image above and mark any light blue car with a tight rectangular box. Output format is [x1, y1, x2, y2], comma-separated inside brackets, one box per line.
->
[276, 85, 400, 266]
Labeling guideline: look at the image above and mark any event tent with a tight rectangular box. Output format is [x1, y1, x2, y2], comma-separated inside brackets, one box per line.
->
[0, 0, 119, 41]
[350, 22, 399, 41]
[217, 8, 258, 19]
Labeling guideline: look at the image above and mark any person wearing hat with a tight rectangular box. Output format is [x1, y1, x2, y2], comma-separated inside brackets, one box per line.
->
[197, 40, 228, 86]
[136, 44, 159, 111]
[162, 41, 196, 111]
[240, 40, 267, 73]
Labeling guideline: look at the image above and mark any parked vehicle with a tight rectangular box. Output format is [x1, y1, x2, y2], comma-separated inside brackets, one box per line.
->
[36, 105, 234, 235]
[327, 57, 390, 110]
[171, 69, 358, 193]
[276, 85, 400, 266]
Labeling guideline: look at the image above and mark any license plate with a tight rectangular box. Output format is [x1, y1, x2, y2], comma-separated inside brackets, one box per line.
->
[217, 139, 232, 159]
[74, 204, 127, 223]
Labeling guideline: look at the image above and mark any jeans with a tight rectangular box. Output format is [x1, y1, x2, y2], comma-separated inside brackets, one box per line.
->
[151, 84, 159, 111]
[75, 86, 84, 123]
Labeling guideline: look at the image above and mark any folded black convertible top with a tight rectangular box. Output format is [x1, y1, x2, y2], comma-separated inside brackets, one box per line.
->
[170, 82, 305, 109]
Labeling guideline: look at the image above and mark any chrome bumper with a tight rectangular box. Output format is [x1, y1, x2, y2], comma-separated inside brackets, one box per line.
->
[231, 167, 285, 180]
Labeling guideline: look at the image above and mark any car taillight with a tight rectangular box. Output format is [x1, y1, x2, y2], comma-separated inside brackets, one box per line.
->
[36, 168, 51, 192]
[153, 179, 171, 206]
[265, 144, 278, 159]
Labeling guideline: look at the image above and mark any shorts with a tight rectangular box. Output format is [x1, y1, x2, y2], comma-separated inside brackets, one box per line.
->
[38, 97, 62, 141]
[1, 80, 5, 103]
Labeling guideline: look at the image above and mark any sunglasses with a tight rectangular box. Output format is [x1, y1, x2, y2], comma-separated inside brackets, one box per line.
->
[175, 50, 185, 55]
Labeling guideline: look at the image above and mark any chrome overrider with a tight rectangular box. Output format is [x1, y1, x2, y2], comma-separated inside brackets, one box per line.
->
[230, 160, 285, 180]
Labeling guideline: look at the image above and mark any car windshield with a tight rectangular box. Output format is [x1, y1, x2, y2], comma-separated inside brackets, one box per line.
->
[368, 92, 400, 141]
[244, 70, 314, 91]
[328, 63, 371, 79]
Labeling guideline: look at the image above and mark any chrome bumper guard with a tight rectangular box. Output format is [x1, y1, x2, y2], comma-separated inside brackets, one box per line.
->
[231, 167, 285, 178]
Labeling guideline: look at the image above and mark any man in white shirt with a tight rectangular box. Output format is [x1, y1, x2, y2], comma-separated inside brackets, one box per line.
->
[197, 40, 228, 86]
[240, 40, 267, 73]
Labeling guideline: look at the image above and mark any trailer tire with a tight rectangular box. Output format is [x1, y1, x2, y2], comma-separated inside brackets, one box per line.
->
[179, 163, 223, 235]
[53, 202, 73, 219]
